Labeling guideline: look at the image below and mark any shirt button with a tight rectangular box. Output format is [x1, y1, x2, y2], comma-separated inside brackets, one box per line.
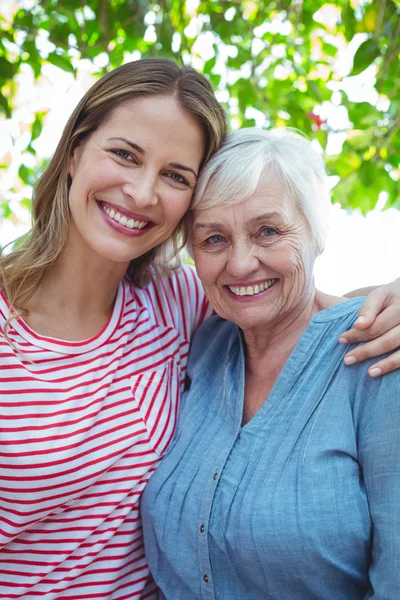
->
[200, 523, 205, 533]
[213, 472, 218, 481]
[203, 573, 209, 583]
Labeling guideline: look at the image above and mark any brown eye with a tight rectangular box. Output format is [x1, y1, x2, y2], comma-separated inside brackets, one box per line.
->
[111, 149, 136, 162]
[165, 172, 189, 186]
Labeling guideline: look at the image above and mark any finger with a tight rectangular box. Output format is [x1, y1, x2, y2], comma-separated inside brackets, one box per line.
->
[353, 288, 391, 330]
[368, 349, 400, 377]
[339, 328, 367, 345]
[339, 306, 400, 344]
[343, 326, 400, 365]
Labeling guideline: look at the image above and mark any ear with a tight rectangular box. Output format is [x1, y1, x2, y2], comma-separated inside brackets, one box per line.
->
[68, 146, 81, 178]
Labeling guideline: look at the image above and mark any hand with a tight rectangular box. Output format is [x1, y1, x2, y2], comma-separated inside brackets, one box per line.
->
[339, 278, 400, 377]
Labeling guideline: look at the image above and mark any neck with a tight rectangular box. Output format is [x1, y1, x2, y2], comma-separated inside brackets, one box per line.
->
[243, 288, 345, 372]
[38, 252, 127, 317]
[23, 233, 131, 341]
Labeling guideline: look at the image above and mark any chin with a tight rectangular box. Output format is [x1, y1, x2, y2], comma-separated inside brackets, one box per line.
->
[91, 238, 149, 263]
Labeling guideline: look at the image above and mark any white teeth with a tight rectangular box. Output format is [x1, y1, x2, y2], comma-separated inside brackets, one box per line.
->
[228, 279, 277, 297]
[101, 203, 148, 231]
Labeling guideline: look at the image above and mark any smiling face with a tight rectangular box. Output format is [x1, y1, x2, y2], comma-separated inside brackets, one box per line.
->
[191, 171, 318, 333]
[67, 95, 206, 267]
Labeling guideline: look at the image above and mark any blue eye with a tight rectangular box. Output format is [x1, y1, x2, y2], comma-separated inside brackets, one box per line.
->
[205, 234, 224, 245]
[260, 227, 277, 237]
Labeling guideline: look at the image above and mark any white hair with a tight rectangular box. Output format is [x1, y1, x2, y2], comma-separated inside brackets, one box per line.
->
[191, 128, 331, 253]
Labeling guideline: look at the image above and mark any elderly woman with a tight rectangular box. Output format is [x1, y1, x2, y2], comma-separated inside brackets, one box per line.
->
[141, 128, 400, 599]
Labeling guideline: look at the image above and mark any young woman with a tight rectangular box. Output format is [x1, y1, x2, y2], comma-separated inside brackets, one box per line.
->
[0, 58, 227, 600]
[0, 58, 399, 599]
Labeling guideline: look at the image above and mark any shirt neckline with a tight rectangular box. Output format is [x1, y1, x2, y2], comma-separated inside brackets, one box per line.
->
[3, 279, 127, 355]
[236, 296, 365, 432]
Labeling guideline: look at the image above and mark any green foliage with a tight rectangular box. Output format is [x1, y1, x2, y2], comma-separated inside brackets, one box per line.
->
[1, 0, 399, 220]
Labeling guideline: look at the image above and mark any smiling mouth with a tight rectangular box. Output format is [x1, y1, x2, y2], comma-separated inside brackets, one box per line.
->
[227, 278, 278, 296]
[99, 202, 150, 230]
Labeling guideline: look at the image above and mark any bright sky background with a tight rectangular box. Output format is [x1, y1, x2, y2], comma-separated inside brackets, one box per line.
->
[0, 3, 399, 295]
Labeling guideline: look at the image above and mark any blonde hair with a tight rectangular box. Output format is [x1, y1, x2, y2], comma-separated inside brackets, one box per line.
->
[191, 128, 331, 254]
[0, 58, 228, 328]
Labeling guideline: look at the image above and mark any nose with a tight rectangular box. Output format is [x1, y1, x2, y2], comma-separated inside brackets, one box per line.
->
[122, 169, 158, 208]
[225, 241, 259, 279]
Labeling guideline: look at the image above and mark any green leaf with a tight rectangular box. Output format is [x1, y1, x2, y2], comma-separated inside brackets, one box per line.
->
[346, 129, 375, 150]
[0, 91, 11, 118]
[31, 111, 47, 142]
[47, 51, 75, 73]
[203, 56, 216, 75]
[341, 0, 356, 39]
[351, 38, 380, 76]
[0, 200, 13, 220]
[348, 102, 382, 128]
[0, 57, 16, 80]
[20, 197, 32, 211]
[18, 164, 36, 186]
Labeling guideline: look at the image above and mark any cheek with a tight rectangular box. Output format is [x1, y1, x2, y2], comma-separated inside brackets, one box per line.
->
[163, 190, 193, 223]
[74, 157, 124, 193]
[271, 241, 308, 277]
[193, 249, 220, 287]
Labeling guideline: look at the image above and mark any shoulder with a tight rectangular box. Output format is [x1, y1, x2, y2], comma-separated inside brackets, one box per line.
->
[0, 289, 10, 331]
[312, 298, 400, 430]
[187, 315, 237, 373]
[312, 296, 365, 327]
[132, 265, 210, 338]
[143, 264, 201, 302]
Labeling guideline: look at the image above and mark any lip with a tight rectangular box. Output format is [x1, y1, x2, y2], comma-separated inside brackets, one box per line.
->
[225, 279, 279, 302]
[98, 200, 153, 223]
[97, 201, 155, 237]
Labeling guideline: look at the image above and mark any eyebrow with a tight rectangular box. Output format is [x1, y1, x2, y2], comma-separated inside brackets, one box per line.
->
[193, 211, 285, 232]
[249, 211, 284, 224]
[108, 137, 198, 178]
[193, 222, 224, 232]
[108, 137, 145, 154]
[169, 162, 198, 178]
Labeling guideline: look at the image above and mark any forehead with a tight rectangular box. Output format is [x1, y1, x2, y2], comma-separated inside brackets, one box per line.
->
[92, 95, 206, 156]
[99, 96, 182, 129]
[193, 170, 300, 225]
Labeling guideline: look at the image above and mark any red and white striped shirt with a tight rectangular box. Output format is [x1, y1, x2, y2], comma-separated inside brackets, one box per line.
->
[0, 265, 210, 600]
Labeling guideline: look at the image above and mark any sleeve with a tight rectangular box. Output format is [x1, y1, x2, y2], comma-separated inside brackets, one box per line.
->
[156, 265, 213, 342]
[358, 372, 400, 598]
[175, 265, 213, 340]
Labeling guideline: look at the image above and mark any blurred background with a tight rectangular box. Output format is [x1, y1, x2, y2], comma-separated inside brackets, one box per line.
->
[0, 0, 399, 294]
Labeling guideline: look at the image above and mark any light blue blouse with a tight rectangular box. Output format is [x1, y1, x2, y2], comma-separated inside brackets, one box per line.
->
[141, 298, 400, 599]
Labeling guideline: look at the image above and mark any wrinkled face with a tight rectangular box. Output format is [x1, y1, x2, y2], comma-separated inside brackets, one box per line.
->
[192, 171, 317, 332]
[68, 95, 205, 266]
